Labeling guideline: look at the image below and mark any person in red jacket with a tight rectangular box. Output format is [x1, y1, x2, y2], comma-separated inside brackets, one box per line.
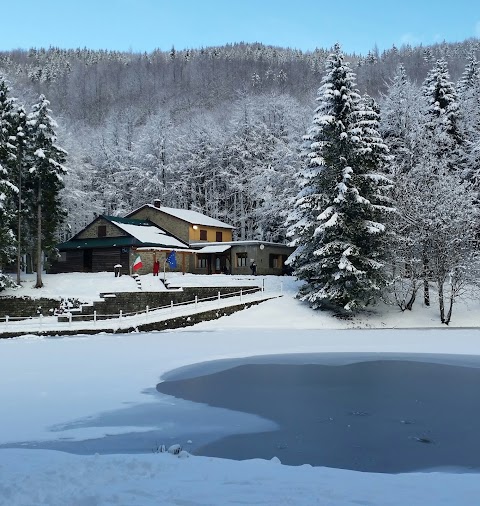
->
[153, 259, 160, 276]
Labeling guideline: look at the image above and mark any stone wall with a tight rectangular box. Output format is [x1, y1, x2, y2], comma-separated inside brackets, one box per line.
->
[81, 285, 260, 317]
[130, 208, 190, 244]
[0, 298, 268, 338]
[0, 296, 61, 318]
[76, 218, 128, 239]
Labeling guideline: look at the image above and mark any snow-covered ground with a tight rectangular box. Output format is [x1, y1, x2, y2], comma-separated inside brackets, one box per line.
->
[1, 273, 480, 505]
[2, 271, 479, 328]
[0, 272, 273, 302]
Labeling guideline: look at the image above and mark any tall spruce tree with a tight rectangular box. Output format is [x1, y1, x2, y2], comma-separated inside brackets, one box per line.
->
[0, 77, 18, 269]
[24, 95, 67, 288]
[11, 104, 28, 283]
[288, 44, 393, 311]
[420, 60, 464, 305]
[422, 59, 464, 168]
[457, 53, 480, 186]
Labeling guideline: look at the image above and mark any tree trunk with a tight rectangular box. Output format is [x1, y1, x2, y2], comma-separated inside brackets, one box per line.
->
[16, 160, 22, 285]
[422, 251, 430, 306]
[405, 290, 416, 310]
[438, 281, 445, 324]
[238, 192, 246, 240]
[35, 182, 43, 288]
[444, 289, 455, 325]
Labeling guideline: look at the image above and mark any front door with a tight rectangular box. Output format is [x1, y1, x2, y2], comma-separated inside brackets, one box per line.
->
[83, 250, 93, 272]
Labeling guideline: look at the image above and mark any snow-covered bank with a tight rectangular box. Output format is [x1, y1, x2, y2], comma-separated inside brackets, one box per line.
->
[2, 448, 480, 506]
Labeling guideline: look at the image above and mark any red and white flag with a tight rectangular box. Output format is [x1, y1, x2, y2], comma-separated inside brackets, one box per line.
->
[133, 255, 143, 271]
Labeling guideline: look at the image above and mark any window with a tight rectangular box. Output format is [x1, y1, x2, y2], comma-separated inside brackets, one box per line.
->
[216, 231, 223, 242]
[269, 254, 279, 268]
[97, 225, 106, 238]
[198, 256, 208, 269]
[237, 252, 248, 267]
[200, 229, 207, 241]
[59, 252, 67, 262]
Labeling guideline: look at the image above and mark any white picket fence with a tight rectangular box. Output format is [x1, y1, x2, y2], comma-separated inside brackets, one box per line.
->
[1, 284, 283, 334]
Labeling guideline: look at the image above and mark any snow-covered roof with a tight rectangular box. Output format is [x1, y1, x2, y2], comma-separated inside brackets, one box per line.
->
[145, 205, 235, 229]
[195, 244, 232, 254]
[136, 247, 197, 253]
[190, 240, 294, 248]
[107, 217, 189, 249]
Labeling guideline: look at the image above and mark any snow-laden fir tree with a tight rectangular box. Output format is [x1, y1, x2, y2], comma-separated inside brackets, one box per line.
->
[287, 44, 393, 311]
[0, 77, 18, 270]
[457, 53, 480, 187]
[24, 95, 67, 288]
[457, 52, 479, 95]
[420, 60, 465, 305]
[10, 104, 28, 284]
[422, 59, 464, 171]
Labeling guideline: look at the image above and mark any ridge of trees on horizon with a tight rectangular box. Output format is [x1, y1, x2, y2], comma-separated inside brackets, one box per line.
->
[0, 39, 479, 322]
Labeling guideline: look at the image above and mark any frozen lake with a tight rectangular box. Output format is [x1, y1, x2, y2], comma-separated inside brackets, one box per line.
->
[4, 352, 480, 473]
[158, 353, 480, 473]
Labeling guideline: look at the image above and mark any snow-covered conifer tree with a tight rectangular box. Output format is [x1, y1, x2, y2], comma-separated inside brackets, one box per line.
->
[457, 53, 480, 186]
[420, 60, 465, 305]
[422, 59, 464, 169]
[288, 44, 393, 311]
[0, 77, 18, 267]
[10, 103, 28, 284]
[24, 95, 67, 288]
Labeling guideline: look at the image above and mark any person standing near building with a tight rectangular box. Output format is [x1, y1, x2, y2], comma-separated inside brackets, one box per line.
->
[153, 259, 160, 276]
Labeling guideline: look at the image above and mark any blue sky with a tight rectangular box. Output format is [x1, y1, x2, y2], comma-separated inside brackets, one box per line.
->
[2, 0, 479, 55]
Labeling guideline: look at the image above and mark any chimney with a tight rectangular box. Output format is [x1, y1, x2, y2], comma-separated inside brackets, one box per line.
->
[153, 199, 161, 209]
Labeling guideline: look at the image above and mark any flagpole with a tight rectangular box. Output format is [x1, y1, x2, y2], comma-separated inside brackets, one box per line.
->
[163, 255, 166, 283]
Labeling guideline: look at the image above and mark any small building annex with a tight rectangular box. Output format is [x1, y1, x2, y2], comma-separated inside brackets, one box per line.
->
[192, 240, 294, 276]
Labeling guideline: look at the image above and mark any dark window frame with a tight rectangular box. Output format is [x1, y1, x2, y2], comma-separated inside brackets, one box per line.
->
[269, 254, 279, 268]
[97, 225, 107, 238]
[199, 229, 208, 241]
[237, 252, 248, 267]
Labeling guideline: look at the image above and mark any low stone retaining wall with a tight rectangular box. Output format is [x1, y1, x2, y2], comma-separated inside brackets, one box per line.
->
[74, 286, 260, 318]
[0, 296, 60, 318]
[0, 286, 260, 321]
[0, 299, 268, 339]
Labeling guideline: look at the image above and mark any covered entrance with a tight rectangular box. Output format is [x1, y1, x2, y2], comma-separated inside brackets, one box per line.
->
[195, 244, 232, 274]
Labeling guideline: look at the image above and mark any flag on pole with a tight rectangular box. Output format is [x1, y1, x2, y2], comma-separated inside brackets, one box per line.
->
[166, 251, 177, 268]
[133, 255, 143, 271]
